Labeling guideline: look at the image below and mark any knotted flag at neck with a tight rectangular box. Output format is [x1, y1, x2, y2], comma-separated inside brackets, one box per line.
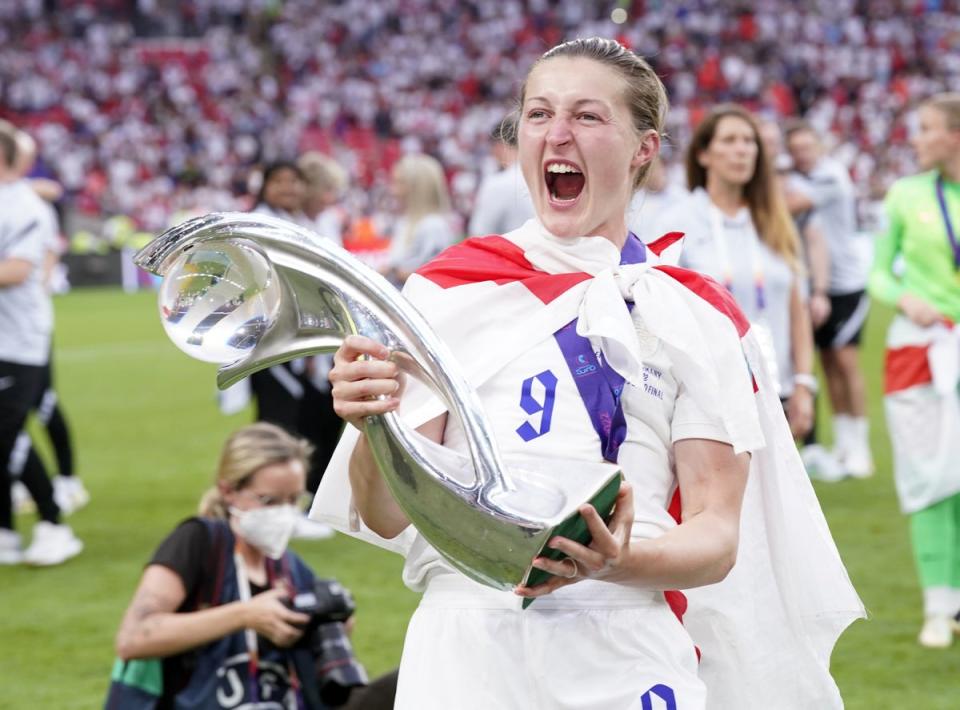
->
[551, 232, 646, 463]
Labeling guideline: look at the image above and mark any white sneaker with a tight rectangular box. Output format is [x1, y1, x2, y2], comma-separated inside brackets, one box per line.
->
[800, 444, 848, 482]
[0, 528, 23, 565]
[22, 521, 83, 566]
[843, 444, 875, 479]
[292, 516, 336, 541]
[12, 481, 36, 514]
[53, 476, 90, 515]
[918, 615, 954, 648]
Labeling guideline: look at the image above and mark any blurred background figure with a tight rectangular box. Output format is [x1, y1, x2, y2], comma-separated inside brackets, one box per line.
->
[297, 152, 351, 503]
[300, 151, 349, 247]
[246, 161, 336, 538]
[626, 154, 688, 241]
[468, 116, 534, 236]
[653, 105, 816, 440]
[760, 118, 833, 334]
[242, 162, 310, 438]
[251, 160, 307, 224]
[760, 117, 841, 480]
[869, 93, 960, 649]
[0, 119, 82, 566]
[9, 128, 87, 518]
[110, 423, 368, 707]
[383, 154, 458, 287]
[786, 120, 874, 480]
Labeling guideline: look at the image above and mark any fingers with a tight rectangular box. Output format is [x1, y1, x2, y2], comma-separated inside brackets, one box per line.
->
[530, 555, 580, 579]
[527, 483, 636, 588]
[268, 620, 305, 648]
[330, 336, 402, 424]
[334, 335, 391, 365]
[605, 483, 635, 547]
[514, 567, 575, 598]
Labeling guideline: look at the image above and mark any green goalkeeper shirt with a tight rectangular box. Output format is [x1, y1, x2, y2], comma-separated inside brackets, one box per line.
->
[869, 171, 960, 323]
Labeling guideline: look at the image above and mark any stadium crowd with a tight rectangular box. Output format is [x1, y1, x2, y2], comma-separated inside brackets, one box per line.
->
[2, 0, 960, 234]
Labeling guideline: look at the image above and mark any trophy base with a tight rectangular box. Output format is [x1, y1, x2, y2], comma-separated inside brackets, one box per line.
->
[521, 472, 624, 609]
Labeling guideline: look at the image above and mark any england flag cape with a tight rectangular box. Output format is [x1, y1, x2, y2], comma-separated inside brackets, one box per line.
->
[312, 219, 864, 709]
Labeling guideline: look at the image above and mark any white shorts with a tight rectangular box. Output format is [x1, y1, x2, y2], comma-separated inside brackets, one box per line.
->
[395, 574, 705, 710]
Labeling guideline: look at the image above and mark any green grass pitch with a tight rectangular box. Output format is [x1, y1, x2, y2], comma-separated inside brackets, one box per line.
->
[0, 288, 957, 708]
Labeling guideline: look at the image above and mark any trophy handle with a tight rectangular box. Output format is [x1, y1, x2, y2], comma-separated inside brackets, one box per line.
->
[135, 212, 513, 497]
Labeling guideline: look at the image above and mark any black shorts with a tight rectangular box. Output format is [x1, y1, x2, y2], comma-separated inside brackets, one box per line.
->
[814, 290, 869, 350]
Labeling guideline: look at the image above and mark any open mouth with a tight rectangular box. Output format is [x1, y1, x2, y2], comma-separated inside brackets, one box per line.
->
[544, 161, 585, 202]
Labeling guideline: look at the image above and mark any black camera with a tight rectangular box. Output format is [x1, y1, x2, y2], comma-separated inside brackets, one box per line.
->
[286, 578, 356, 637]
[284, 579, 369, 705]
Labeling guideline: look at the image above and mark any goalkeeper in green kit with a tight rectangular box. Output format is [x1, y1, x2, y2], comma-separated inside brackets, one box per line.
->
[869, 92, 960, 648]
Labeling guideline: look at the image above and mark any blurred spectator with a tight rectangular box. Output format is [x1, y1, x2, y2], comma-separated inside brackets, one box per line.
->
[382, 153, 458, 287]
[299, 151, 349, 246]
[295, 152, 350, 505]
[246, 161, 336, 538]
[245, 161, 309, 436]
[468, 116, 534, 236]
[8, 127, 88, 518]
[2, 2, 957, 237]
[626, 155, 688, 242]
[0, 118, 82, 567]
[760, 117, 846, 481]
[786, 119, 874, 479]
[652, 105, 816, 440]
[252, 160, 306, 224]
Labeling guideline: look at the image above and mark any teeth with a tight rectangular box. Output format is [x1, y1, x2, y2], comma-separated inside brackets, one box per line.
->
[546, 163, 582, 174]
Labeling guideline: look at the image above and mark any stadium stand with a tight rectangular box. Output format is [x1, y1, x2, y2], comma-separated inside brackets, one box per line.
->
[1, 0, 959, 235]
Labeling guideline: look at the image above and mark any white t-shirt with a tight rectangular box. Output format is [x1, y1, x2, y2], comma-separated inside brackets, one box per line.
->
[788, 158, 866, 294]
[403, 309, 732, 604]
[0, 180, 56, 365]
[626, 183, 689, 243]
[468, 161, 535, 237]
[310, 206, 346, 248]
[651, 188, 798, 396]
[388, 213, 457, 280]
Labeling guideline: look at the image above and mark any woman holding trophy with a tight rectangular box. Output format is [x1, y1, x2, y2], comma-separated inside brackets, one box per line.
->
[323, 38, 861, 709]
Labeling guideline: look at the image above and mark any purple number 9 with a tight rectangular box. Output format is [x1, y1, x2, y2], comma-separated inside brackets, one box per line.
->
[516, 370, 558, 442]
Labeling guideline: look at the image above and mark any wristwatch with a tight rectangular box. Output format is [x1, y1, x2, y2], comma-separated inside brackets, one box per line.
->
[793, 372, 819, 394]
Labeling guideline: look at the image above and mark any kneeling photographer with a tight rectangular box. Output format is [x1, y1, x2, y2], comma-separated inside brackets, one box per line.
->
[108, 423, 367, 709]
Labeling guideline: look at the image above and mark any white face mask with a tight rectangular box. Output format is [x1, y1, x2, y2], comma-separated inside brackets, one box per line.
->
[230, 504, 300, 559]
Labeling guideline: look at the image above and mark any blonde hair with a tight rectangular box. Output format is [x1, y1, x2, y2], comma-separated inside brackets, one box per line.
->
[393, 153, 451, 245]
[0, 119, 17, 168]
[198, 422, 313, 519]
[921, 92, 960, 131]
[686, 104, 801, 270]
[518, 37, 668, 190]
[298, 151, 347, 197]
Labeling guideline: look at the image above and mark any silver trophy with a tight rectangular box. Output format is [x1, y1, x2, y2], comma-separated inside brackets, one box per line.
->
[135, 212, 621, 596]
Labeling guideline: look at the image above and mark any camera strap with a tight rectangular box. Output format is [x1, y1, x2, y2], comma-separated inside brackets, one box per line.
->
[233, 549, 262, 704]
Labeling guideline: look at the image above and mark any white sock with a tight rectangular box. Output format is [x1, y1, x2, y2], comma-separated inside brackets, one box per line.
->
[949, 588, 960, 616]
[924, 586, 956, 617]
[852, 416, 871, 452]
[833, 414, 853, 456]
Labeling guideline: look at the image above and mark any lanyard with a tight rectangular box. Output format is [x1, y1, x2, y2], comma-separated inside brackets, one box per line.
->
[233, 551, 305, 709]
[551, 233, 646, 463]
[233, 549, 262, 705]
[708, 204, 766, 312]
[934, 175, 960, 269]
